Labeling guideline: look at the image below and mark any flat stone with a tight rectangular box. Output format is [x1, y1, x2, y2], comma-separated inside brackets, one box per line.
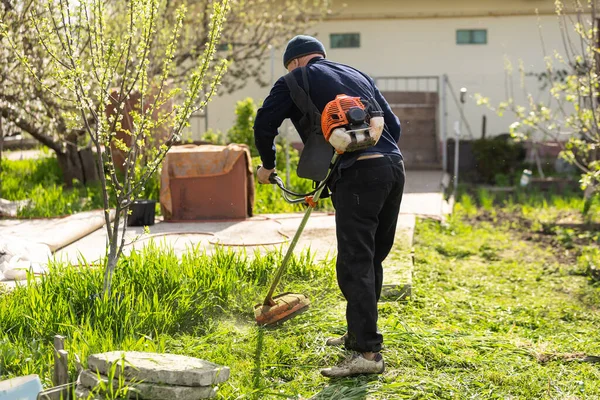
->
[87, 351, 230, 387]
[75, 384, 106, 400]
[0, 375, 43, 400]
[78, 370, 217, 399]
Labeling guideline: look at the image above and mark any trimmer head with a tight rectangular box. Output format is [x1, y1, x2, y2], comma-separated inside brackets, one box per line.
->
[254, 292, 310, 327]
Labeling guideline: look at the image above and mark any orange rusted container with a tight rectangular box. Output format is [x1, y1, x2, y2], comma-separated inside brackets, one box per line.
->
[160, 144, 254, 220]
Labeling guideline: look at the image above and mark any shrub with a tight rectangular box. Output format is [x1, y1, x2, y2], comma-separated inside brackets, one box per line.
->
[472, 136, 526, 185]
[227, 98, 259, 156]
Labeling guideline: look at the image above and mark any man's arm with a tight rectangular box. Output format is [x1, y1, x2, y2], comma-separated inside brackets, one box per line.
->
[253, 77, 294, 169]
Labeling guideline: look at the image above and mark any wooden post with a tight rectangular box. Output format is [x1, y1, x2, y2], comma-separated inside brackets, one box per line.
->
[0, 116, 3, 200]
[49, 335, 70, 400]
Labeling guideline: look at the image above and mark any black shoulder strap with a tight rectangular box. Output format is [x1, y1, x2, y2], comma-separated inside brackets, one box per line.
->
[283, 67, 321, 134]
[284, 67, 334, 182]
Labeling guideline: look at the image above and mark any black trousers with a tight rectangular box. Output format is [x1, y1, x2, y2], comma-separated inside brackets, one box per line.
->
[330, 155, 405, 353]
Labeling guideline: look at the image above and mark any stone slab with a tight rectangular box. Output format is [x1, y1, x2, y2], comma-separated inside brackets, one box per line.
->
[0, 374, 43, 400]
[87, 352, 229, 388]
[78, 370, 217, 400]
[0, 209, 115, 252]
[75, 385, 105, 400]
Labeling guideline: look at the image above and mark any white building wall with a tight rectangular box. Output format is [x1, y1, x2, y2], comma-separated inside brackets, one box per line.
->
[193, 1, 572, 150]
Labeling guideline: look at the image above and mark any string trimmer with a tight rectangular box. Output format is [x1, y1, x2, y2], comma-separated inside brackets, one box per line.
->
[254, 154, 340, 327]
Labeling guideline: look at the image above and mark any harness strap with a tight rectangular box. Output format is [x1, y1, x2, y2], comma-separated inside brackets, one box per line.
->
[284, 67, 321, 137]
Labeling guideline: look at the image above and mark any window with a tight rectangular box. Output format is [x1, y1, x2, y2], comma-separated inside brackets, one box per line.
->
[456, 29, 487, 45]
[330, 33, 360, 49]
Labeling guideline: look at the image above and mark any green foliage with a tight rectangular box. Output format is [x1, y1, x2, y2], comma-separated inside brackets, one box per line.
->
[0, 156, 107, 217]
[1, 156, 162, 218]
[252, 145, 334, 214]
[201, 129, 226, 145]
[227, 98, 259, 156]
[1, 157, 62, 200]
[6, 0, 231, 294]
[471, 137, 525, 185]
[476, 188, 496, 211]
[578, 246, 600, 282]
[475, 1, 600, 192]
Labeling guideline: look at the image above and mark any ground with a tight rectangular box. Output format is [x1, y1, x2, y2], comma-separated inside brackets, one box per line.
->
[2, 198, 599, 399]
[2, 165, 600, 399]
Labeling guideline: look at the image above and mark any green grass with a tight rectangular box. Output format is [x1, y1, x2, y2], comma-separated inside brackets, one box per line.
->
[0, 155, 105, 218]
[252, 155, 334, 214]
[1, 154, 163, 218]
[2, 198, 600, 399]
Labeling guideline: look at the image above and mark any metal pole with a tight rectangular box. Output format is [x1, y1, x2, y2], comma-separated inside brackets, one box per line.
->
[441, 75, 448, 172]
[453, 87, 467, 200]
[285, 136, 290, 187]
[453, 120, 460, 201]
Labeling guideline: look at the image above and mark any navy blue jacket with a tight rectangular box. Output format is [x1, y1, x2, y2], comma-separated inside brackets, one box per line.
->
[253, 57, 402, 170]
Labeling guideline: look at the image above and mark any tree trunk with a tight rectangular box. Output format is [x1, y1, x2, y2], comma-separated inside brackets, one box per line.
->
[79, 147, 99, 184]
[0, 116, 3, 199]
[56, 144, 86, 188]
[103, 252, 118, 297]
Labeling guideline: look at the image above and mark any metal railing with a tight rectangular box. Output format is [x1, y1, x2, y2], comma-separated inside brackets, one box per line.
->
[374, 76, 440, 93]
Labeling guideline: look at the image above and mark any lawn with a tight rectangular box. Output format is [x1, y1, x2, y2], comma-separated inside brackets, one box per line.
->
[1, 193, 599, 399]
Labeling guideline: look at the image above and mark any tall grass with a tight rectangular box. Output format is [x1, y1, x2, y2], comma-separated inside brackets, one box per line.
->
[0, 243, 336, 388]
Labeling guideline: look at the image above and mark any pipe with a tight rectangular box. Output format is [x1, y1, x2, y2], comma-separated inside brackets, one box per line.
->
[324, 9, 563, 21]
[441, 74, 448, 172]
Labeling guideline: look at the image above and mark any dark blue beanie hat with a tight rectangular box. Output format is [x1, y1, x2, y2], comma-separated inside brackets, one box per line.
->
[283, 35, 326, 68]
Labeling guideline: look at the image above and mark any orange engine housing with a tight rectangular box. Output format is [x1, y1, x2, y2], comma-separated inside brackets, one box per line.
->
[321, 95, 365, 140]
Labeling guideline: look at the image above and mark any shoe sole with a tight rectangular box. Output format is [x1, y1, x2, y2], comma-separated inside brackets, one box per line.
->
[320, 359, 385, 378]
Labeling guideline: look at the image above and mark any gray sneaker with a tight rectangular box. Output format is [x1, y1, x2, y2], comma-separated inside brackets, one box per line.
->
[320, 353, 385, 378]
[325, 333, 348, 346]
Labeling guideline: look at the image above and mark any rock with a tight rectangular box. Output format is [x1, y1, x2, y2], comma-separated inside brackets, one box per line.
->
[75, 385, 106, 400]
[87, 351, 230, 387]
[0, 198, 30, 218]
[78, 370, 217, 400]
[0, 374, 43, 400]
[0, 236, 50, 281]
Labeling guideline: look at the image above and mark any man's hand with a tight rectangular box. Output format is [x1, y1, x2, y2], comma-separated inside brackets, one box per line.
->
[257, 166, 276, 184]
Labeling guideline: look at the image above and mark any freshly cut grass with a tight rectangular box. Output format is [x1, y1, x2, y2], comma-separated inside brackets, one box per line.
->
[1, 201, 600, 399]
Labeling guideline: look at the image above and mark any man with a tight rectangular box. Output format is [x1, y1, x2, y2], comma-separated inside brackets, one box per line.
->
[254, 35, 405, 378]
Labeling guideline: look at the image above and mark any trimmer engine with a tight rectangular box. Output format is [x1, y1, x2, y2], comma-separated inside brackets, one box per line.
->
[321, 95, 385, 153]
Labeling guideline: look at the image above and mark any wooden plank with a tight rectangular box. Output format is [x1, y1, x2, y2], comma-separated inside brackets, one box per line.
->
[56, 350, 69, 387]
[45, 335, 70, 400]
[52, 336, 65, 387]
